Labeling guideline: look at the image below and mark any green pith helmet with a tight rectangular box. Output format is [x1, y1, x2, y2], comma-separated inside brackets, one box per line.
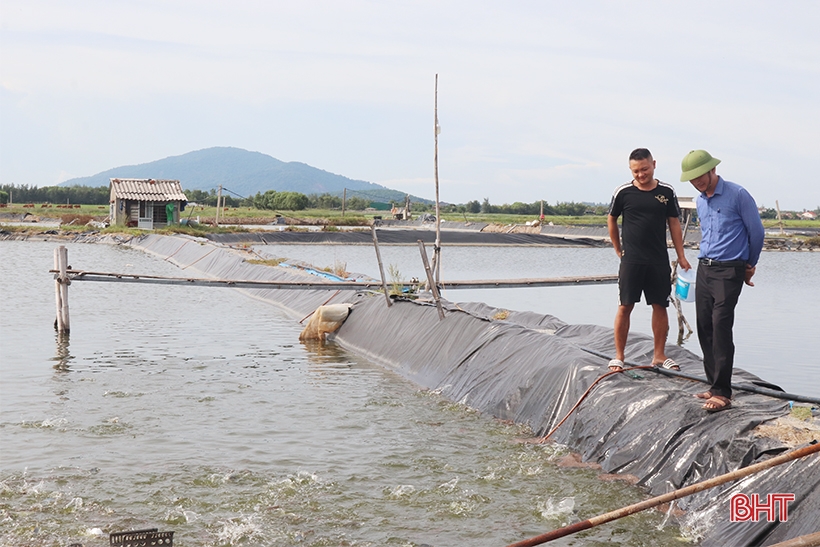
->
[680, 150, 721, 182]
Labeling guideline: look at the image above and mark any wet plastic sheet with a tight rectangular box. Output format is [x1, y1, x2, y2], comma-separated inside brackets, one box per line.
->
[126, 235, 817, 546]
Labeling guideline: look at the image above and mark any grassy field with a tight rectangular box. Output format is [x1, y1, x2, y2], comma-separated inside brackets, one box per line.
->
[2, 203, 818, 232]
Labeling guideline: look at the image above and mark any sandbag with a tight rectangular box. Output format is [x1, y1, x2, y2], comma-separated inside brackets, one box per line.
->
[299, 304, 353, 340]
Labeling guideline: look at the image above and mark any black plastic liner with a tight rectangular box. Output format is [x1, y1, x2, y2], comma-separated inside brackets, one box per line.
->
[126, 234, 818, 546]
[205, 229, 608, 247]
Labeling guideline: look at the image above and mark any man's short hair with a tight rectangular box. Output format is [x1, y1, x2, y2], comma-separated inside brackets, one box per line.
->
[629, 148, 653, 161]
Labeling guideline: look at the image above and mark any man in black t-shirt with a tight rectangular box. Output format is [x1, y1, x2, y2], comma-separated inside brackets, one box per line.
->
[607, 148, 691, 372]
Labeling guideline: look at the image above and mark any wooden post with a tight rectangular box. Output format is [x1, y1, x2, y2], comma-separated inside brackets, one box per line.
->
[371, 226, 392, 307]
[418, 239, 445, 320]
[53, 248, 62, 331]
[53, 246, 70, 333]
[216, 185, 223, 226]
[673, 212, 694, 343]
[776, 200, 784, 234]
[342, 188, 346, 217]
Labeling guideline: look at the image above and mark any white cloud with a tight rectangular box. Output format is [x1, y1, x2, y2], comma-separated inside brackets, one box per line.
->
[1, 0, 818, 209]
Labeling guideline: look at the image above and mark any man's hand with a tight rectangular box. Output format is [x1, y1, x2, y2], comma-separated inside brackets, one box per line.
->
[744, 264, 756, 286]
[678, 257, 692, 271]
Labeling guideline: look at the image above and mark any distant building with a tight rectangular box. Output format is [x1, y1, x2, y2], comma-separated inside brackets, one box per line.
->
[391, 206, 410, 220]
[799, 211, 817, 220]
[391, 195, 412, 220]
[110, 178, 188, 229]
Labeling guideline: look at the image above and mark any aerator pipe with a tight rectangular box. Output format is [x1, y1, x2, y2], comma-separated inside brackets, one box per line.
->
[504, 442, 820, 547]
[577, 346, 820, 405]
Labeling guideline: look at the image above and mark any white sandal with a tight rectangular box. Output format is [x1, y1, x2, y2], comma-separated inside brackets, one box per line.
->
[608, 359, 624, 372]
[659, 358, 680, 371]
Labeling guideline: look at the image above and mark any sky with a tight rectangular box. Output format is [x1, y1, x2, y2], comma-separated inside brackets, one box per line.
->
[1, 1, 819, 210]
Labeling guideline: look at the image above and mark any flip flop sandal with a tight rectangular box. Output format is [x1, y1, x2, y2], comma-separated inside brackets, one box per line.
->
[608, 359, 624, 372]
[703, 396, 732, 413]
[695, 391, 713, 399]
[658, 358, 680, 371]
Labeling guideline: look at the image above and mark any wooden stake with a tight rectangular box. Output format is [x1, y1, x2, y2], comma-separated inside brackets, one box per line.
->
[672, 213, 694, 343]
[216, 185, 223, 226]
[371, 226, 392, 307]
[418, 240, 445, 320]
[53, 246, 70, 333]
[53, 248, 62, 331]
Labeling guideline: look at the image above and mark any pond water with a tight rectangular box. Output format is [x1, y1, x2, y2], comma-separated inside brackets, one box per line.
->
[1, 239, 817, 546]
[255, 242, 820, 397]
[0, 241, 698, 547]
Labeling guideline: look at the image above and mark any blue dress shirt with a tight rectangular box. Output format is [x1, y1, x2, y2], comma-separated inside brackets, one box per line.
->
[696, 177, 765, 266]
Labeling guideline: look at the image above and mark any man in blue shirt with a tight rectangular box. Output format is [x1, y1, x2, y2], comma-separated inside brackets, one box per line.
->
[680, 150, 765, 412]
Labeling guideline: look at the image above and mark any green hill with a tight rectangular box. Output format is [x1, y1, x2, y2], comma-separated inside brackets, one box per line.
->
[60, 147, 429, 204]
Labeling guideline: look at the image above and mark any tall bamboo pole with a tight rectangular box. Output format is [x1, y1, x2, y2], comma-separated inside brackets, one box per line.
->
[432, 74, 442, 284]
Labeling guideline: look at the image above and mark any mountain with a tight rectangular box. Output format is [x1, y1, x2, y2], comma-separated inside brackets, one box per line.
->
[60, 147, 428, 204]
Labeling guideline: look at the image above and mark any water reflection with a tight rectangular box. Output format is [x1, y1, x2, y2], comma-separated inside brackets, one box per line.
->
[300, 338, 347, 359]
[51, 332, 74, 371]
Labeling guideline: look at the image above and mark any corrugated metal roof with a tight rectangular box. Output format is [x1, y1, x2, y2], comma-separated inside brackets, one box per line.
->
[110, 179, 188, 201]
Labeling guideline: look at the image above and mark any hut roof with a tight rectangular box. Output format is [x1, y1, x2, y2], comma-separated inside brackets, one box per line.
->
[110, 178, 187, 201]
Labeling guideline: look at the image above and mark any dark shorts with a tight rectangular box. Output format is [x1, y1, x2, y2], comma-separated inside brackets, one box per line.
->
[618, 261, 671, 307]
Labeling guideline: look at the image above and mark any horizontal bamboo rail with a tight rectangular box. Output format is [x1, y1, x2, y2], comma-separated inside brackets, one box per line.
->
[52, 269, 618, 291]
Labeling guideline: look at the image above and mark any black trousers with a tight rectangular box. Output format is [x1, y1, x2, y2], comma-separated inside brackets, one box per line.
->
[695, 262, 746, 399]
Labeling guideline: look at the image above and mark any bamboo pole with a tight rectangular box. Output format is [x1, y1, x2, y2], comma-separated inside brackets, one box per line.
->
[418, 240, 445, 320]
[371, 226, 392, 307]
[505, 442, 820, 547]
[432, 73, 442, 284]
[768, 531, 820, 547]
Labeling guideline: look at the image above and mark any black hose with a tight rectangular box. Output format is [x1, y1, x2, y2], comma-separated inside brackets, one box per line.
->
[578, 346, 820, 405]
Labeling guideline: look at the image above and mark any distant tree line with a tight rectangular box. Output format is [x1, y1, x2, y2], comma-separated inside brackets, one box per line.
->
[0, 184, 109, 205]
[185, 189, 372, 211]
[437, 199, 607, 216]
[3, 183, 816, 217]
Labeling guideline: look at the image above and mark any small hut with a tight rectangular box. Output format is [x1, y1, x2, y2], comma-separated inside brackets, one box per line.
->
[110, 179, 188, 229]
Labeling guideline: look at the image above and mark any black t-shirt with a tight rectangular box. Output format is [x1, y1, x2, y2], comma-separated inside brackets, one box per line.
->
[608, 180, 681, 264]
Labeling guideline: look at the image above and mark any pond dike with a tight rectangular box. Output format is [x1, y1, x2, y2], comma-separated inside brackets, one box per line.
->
[128, 233, 818, 547]
[205, 229, 610, 247]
